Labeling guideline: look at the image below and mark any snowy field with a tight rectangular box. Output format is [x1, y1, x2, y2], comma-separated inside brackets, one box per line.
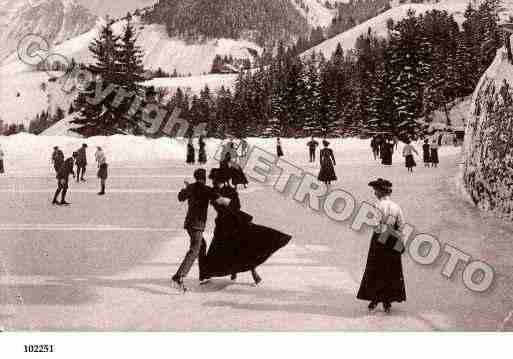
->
[0, 135, 512, 330]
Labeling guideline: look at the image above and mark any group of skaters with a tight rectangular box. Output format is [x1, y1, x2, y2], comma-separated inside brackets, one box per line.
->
[50, 144, 109, 205]
[172, 149, 292, 292]
[370, 134, 441, 173]
[186, 136, 251, 166]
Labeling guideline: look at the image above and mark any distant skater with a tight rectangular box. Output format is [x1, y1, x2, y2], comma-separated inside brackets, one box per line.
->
[51, 146, 64, 174]
[402, 140, 418, 173]
[239, 137, 249, 160]
[307, 136, 319, 163]
[172, 168, 231, 292]
[370, 136, 380, 161]
[198, 136, 207, 165]
[186, 137, 195, 165]
[357, 178, 406, 314]
[0, 145, 4, 174]
[430, 137, 439, 168]
[95, 146, 108, 195]
[52, 155, 74, 206]
[276, 137, 284, 158]
[75, 143, 88, 182]
[422, 139, 431, 168]
[317, 140, 337, 187]
[381, 137, 394, 166]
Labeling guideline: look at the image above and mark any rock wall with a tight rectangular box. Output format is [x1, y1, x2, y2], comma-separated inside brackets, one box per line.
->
[463, 45, 513, 220]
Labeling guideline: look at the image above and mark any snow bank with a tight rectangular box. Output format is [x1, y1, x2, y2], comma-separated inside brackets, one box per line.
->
[463, 45, 513, 220]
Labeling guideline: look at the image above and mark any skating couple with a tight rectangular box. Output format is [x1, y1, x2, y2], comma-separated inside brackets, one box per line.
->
[172, 168, 291, 292]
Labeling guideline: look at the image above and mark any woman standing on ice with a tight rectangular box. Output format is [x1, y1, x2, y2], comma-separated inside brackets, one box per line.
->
[422, 139, 431, 168]
[402, 140, 419, 173]
[357, 178, 406, 314]
[186, 137, 196, 165]
[430, 136, 440, 168]
[276, 137, 284, 158]
[317, 140, 337, 187]
[0, 145, 4, 174]
[95, 146, 108, 196]
[381, 136, 394, 166]
[198, 136, 207, 165]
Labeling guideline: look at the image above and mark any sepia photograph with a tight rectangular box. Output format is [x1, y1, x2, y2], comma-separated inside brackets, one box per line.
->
[0, 0, 512, 355]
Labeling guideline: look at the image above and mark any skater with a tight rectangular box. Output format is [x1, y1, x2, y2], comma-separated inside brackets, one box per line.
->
[230, 157, 249, 190]
[75, 143, 87, 182]
[0, 145, 4, 174]
[307, 136, 319, 163]
[370, 136, 380, 161]
[402, 140, 419, 173]
[357, 178, 406, 314]
[381, 136, 394, 166]
[186, 137, 195, 165]
[317, 140, 337, 187]
[172, 168, 231, 291]
[422, 139, 431, 167]
[201, 168, 291, 285]
[198, 136, 207, 165]
[430, 137, 440, 168]
[276, 137, 284, 158]
[95, 146, 108, 195]
[52, 154, 75, 205]
[239, 137, 249, 160]
[51, 146, 64, 174]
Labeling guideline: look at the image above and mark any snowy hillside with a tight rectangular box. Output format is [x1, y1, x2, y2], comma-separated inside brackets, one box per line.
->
[302, 0, 513, 59]
[291, 0, 348, 28]
[0, 0, 97, 61]
[463, 40, 513, 220]
[141, 74, 239, 97]
[0, 16, 261, 77]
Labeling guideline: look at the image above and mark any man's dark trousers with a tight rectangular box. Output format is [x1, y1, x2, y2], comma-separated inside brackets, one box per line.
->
[309, 149, 315, 163]
[174, 228, 207, 280]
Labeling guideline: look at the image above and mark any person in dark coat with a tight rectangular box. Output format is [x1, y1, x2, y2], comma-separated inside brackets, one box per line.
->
[276, 137, 284, 158]
[370, 136, 380, 161]
[172, 168, 231, 292]
[186, 137, 195, 165]
[430, 137, 439, 168]
[198, 136, 207, 164]
[201, 168, 292, 285]
[52, 155, 75, 205]
[75, 143, 88, 182]
[422, 139, 431, 168]
[317, 140, 337, 186]
[357, 178, 406, 314]
[402, 140, 419, 173]
[0, 145, 5, 174]
[381, 137, 394, 165]
[51, 146, 64, 174]
[307, 136, 319, 163]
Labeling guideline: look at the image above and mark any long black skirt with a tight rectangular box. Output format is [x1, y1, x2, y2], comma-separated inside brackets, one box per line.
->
[318, 161, 337, 182]
[357, 232, 406, 303]
[277, 145, 284, 157]
[0, 159, 4, 174]
[186, 149, 195, 164]
[198, 148, 207, 164]
[202, 219, 291, 278]
[231, 165, 249, 186]
[405, 154, 416, 168]
[430, 148, 439, 164]
[97, 163, 108, 179]
[382, 148, 393, 165]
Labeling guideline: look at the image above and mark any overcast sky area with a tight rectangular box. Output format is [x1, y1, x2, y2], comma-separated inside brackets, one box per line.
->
[77, 0, 156, 17]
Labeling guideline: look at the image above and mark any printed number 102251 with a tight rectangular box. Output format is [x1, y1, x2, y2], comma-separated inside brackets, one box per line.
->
[24, 345, 54, 353]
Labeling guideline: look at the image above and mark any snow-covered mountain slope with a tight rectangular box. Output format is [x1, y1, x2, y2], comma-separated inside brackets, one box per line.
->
[302, 0, 513, 59]
[141, 73, 239, 96]
[290, 0, 348, 28]
[0, 71, 77, 125]
[463, 40, 513, 220]
[0, 0, 97, 61]
[0, 17, 261, 77]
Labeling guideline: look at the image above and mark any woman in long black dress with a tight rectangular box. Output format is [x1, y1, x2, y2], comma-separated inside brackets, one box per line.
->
[198, 136, 207, 164]
[381, 137, 393, 166]
[276, 137, 284, 158]
[357, 178, 406, 314]
[186, 137, 195, 165]
[317, 140, 337, 186]
[201, 169, 291, 285]
[422, 139, 431, 168]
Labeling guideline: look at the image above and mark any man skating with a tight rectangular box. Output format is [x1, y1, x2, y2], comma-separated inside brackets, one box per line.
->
[51, 146, 64, 174]
[171, 168, 230, 292]
[52, 155, 75, 206]
[76, 143, 88, 182]
[307, 136, 319, 163]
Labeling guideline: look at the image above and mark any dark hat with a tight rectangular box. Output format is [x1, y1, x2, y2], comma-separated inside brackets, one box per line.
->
[54, 146, 59, 150]
[72, 151, 78, 157]
[82, 143, 88, 148]
[368, 178, 392, 191]
[323, 140, 330, 146]
[193, 168, 207, 181]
